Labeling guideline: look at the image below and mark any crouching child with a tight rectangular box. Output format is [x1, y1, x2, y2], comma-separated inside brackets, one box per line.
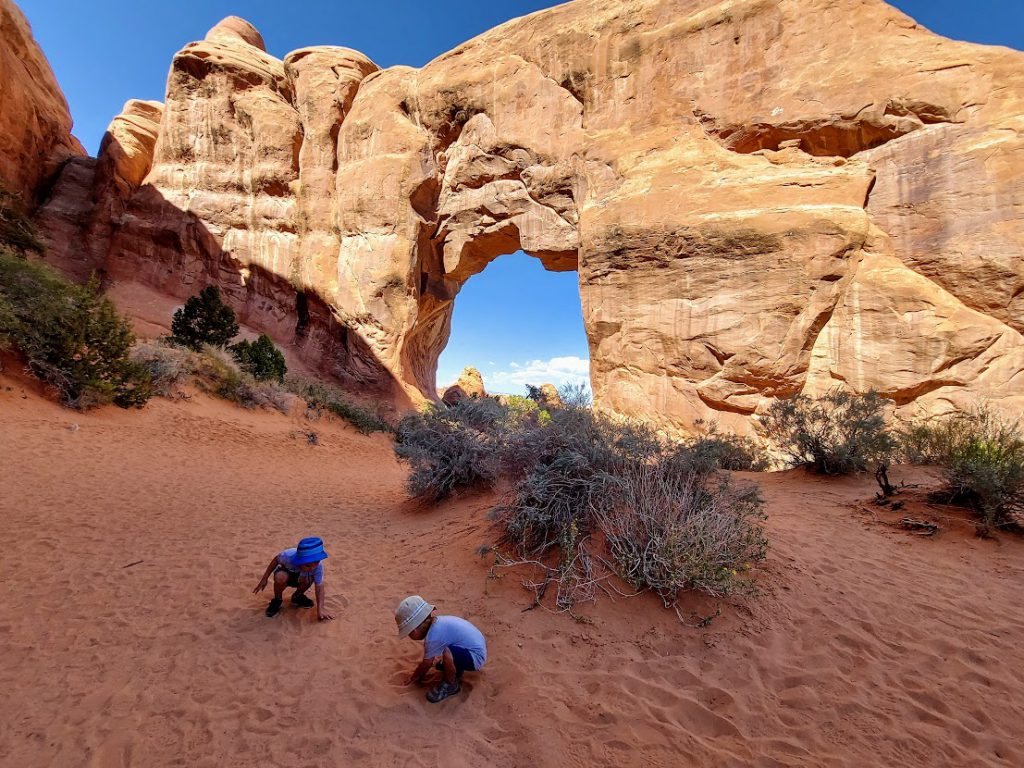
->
[396, 595, 486, 703]
[253, 536, 334, 621]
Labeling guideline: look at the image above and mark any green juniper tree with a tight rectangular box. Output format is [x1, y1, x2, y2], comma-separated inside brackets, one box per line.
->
[170, 285, 239, 350]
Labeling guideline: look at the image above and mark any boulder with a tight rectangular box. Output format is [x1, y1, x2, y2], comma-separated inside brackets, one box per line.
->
[442, 366, 486, 405]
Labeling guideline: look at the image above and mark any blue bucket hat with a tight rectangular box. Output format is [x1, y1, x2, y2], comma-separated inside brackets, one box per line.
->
[293, 536, 328, 565]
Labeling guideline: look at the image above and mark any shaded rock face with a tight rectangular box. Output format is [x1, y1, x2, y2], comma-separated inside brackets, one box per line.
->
[31, 0, 1024, 430]
[0, 0, 83, 202]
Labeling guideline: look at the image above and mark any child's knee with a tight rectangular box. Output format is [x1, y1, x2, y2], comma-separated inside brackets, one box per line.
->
[272, 570, 289, 585]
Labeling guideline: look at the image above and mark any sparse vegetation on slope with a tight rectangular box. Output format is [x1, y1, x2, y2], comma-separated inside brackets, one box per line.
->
[287, 376, 393, 435]
[230, 333, 287, 382]
[0, 251, 152, 409]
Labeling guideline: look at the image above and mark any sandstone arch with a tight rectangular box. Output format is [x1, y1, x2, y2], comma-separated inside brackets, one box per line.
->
[32, 0, 1024, 434]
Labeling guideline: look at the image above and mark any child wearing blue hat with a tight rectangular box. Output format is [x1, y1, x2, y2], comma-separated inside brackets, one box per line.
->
[252, 536, 334, 620]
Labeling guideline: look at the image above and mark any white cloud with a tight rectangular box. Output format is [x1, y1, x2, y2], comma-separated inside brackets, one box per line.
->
[487, 355, 591, 395]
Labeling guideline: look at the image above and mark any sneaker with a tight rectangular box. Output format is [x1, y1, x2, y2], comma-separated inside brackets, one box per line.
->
[291, 593, 315, 608]
[426, 680, 461, 704]
[265, 597, 283, 617]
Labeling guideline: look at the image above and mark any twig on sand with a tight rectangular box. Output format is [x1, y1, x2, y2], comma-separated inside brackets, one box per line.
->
[122, 560, 144, 569]
[897, 518, 939, 536]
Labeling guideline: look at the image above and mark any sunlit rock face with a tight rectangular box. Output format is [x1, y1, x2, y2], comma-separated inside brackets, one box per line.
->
[0, 0, 84, 202]
[28, 0, 1024, 429]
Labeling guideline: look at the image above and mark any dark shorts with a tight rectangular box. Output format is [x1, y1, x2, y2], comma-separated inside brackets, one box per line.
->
[449, 646, 478, 673]
[275, 567, 310, 588]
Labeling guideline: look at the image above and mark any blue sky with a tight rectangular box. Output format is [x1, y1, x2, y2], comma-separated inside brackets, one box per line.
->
[18, 1, 1024, 394]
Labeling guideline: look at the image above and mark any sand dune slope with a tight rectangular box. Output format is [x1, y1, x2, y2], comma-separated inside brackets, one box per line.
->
[1, 381, 1022, 767]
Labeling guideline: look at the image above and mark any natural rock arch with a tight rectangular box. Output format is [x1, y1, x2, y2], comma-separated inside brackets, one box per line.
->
[33, 0, 1024, 434]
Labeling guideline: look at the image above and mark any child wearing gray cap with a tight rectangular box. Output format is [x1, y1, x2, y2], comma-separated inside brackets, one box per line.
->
[396, 595, 487, 703]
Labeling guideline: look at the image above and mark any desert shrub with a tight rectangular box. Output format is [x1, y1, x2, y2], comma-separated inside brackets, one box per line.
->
[169, 286, 239, 350]
[599, 461, 767, 601]
[395, 393, 769, 610]
[0, 188, 44, 254]
[230, 333, 287, 382]
[490, 408, 766, 610]
[900, 409, 1024, 529]
[0, 292, 15, 354]
[500, 394, 542, 428]
[189, 346, 249, 403]
[239, 379, 294, 414]
[287, 376, 392, 435]
[760, 389, 895, 474]
[395, 404, 502, 500]
[680, 422, 771, 473]
[0, 251, 152, 408]
[132, 341, 192, 396]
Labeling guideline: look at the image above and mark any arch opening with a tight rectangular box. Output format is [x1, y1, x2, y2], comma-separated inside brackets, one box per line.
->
[435, 250, 591, 401]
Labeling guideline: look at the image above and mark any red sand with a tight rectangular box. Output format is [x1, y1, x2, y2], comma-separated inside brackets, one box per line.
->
[2, 374, 1023, 767]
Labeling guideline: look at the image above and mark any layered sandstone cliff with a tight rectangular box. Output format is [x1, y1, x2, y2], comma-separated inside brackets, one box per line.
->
[0, 0, 83, 202]
[31, 0, 1024, 432]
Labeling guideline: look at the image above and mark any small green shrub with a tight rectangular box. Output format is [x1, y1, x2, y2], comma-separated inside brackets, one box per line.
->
[760, 389, 895, 474]
[169, 286, 239, 351]
[287, 376, 392, 435]
[900, 409, 1024, 530]
[0, 251, 152, 408]
[230, 333, 287, 382]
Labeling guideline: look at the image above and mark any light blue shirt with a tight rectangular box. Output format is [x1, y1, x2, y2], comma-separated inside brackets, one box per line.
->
[423, 615, 487, 669]
[277, 548, 324, 585]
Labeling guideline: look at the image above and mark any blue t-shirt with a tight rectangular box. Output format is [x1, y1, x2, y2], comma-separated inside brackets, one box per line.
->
[423, 615, 487, 669]
[277, 548, 324, 585]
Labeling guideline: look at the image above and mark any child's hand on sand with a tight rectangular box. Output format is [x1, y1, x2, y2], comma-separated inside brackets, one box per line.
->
[252, 578, 268, 594]
[318, 610, 335, 621]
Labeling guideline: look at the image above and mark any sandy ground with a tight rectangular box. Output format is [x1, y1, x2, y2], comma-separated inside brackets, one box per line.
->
[2, 374, 1023, 768]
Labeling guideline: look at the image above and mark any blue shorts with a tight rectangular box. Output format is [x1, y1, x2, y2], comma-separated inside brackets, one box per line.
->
[449, 646, 478, 673]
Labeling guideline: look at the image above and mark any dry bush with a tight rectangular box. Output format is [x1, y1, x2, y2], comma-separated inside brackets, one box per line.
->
[394, 395, 770, 612]
[132, 342, 192, 396]
[599, 461, 767, 602]
[678, 421, 771, 473]
[900, 408, 1024, 531]
[760, 389, 895, 474]
[240, 380, 295, 414]
[395, 400, 504, 500]
[0, 188, 44, 254]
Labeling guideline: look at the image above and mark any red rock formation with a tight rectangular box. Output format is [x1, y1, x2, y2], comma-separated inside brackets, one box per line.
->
[24, 0, 1024, 430]
[0, 0, 83, 202]
[442, 366, 487, 405]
